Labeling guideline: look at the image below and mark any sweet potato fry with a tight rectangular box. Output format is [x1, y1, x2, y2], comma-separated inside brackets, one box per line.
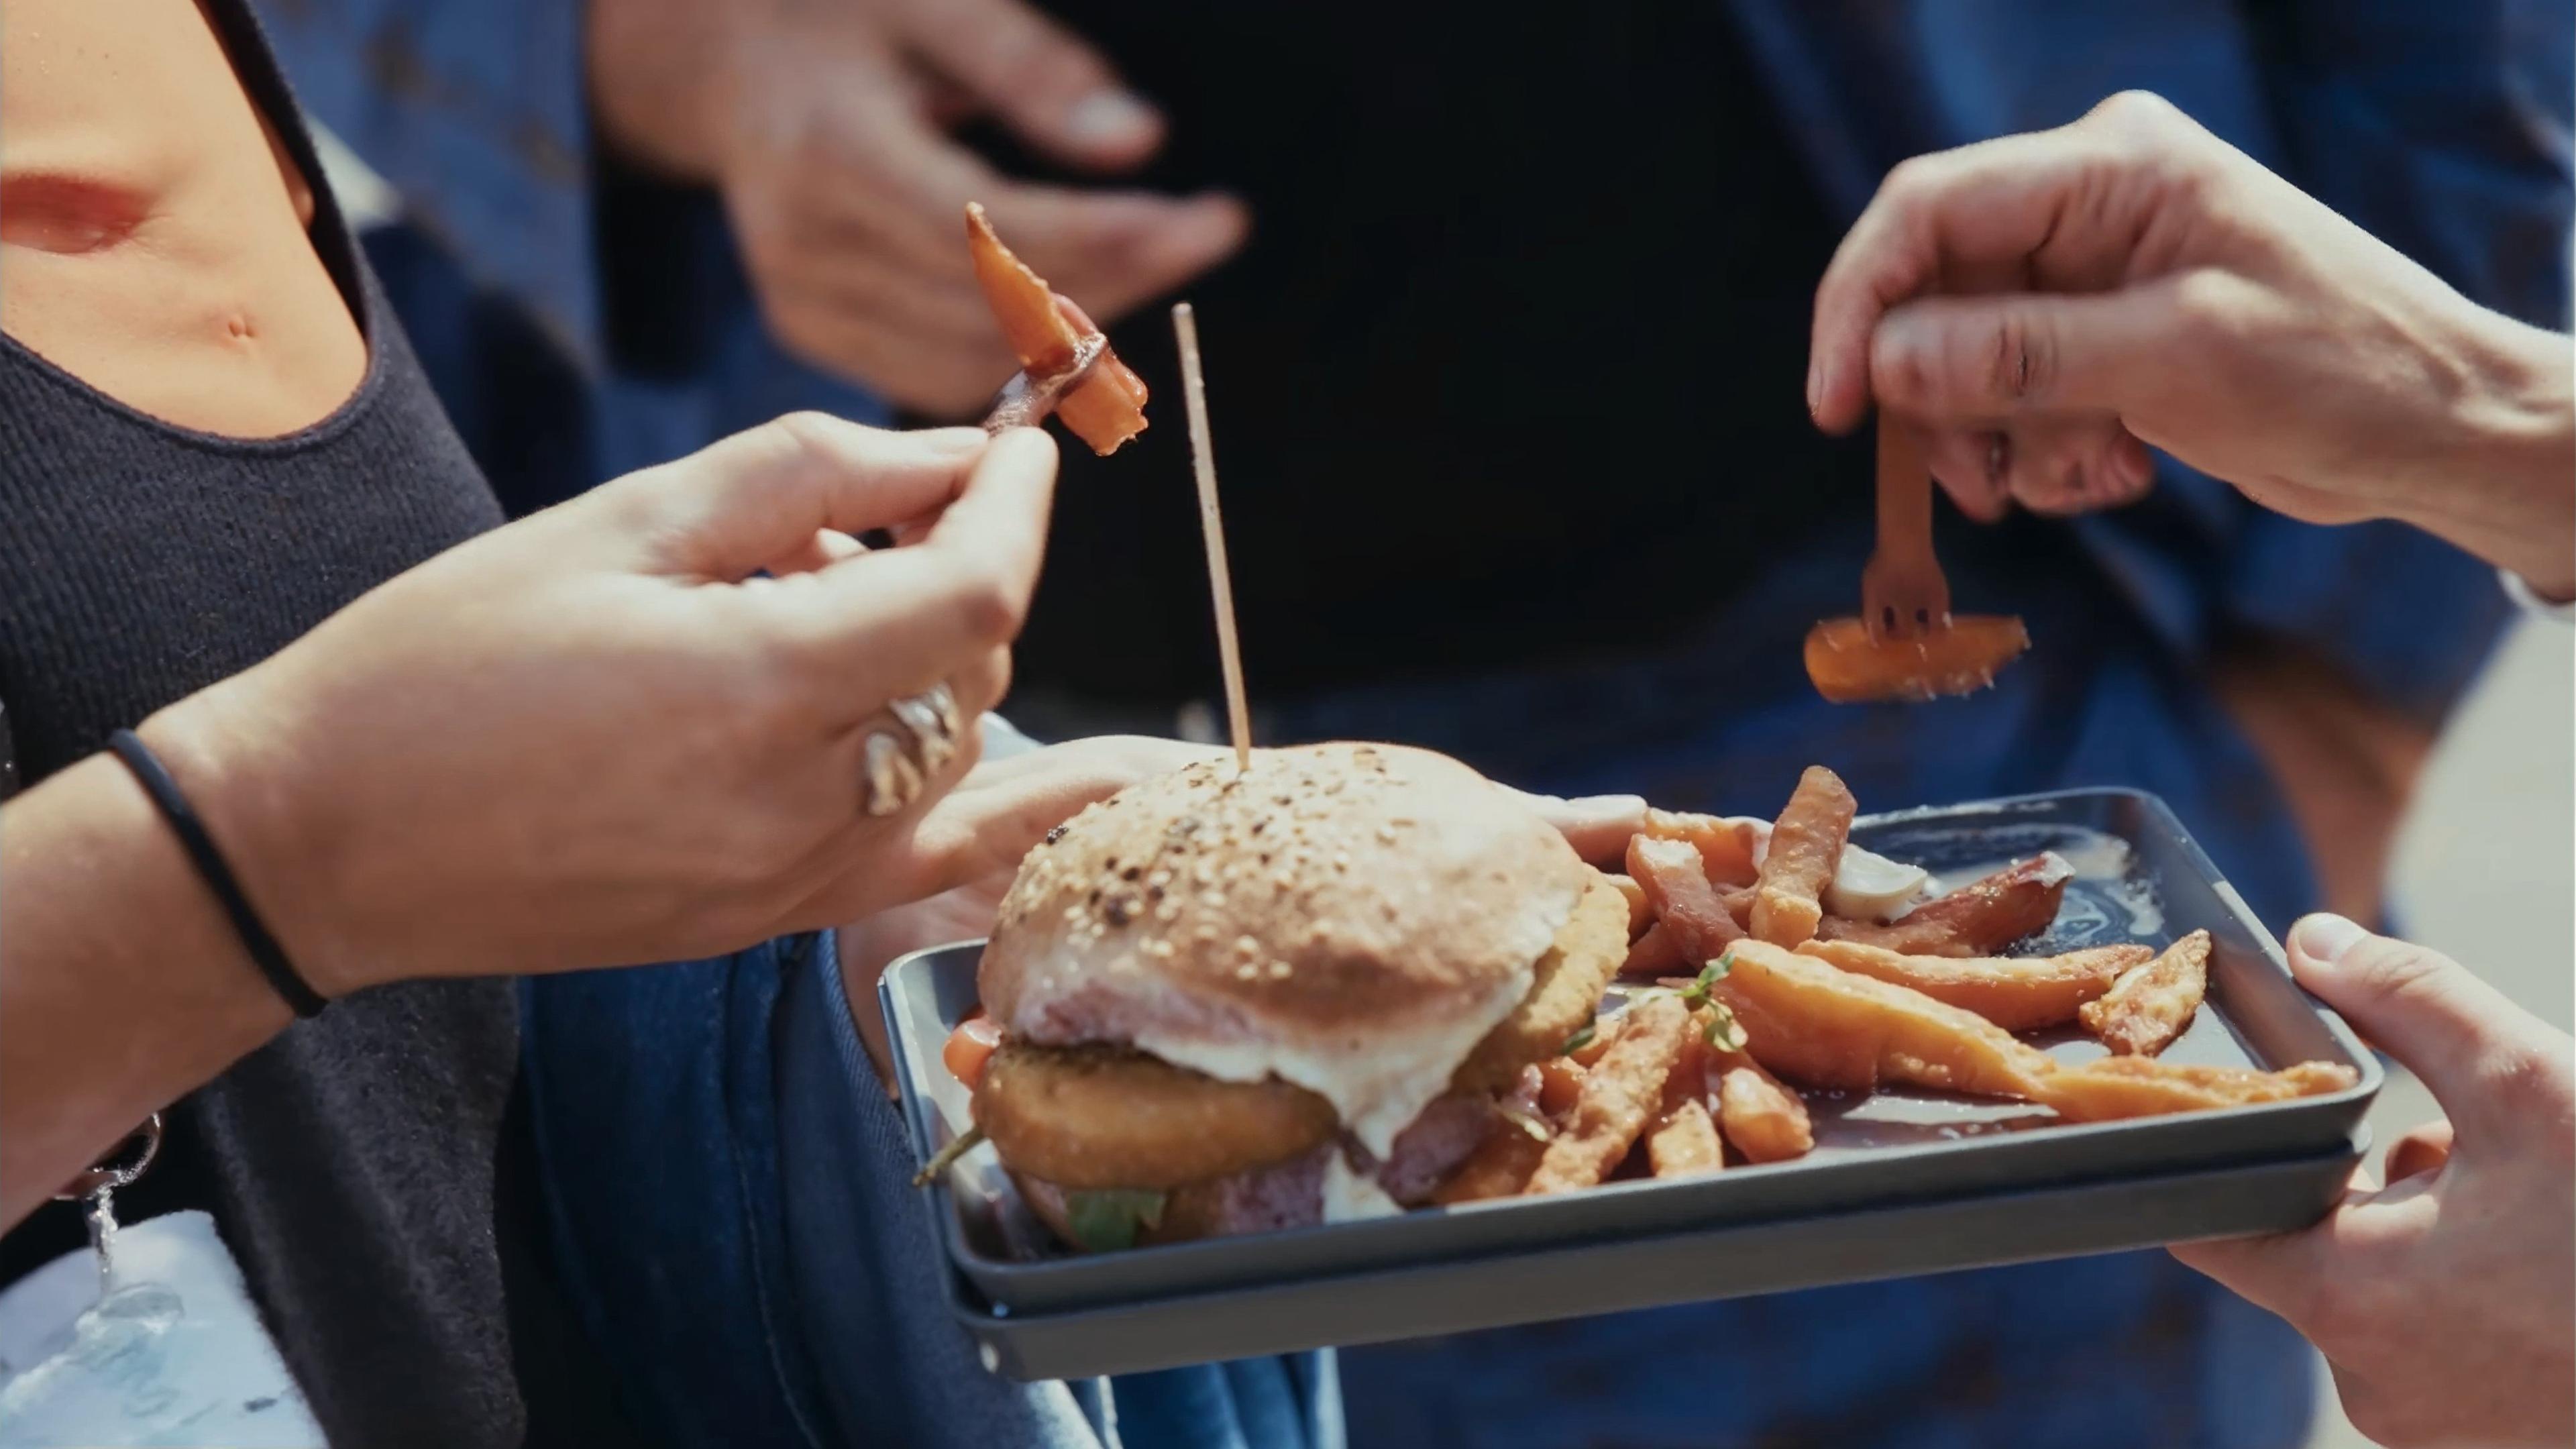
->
[964, 203, 1150, 454]
[2039, 1056, 2357, 1124]
[1750, 767, 1856, 947]
[1797, 939, 2153, 1031]
[1640, 808, 1764, 887]
[1529, 996, 1693, 1193]
[1816, 853, 2072, 957]
[1646, 1097, 1725, 1177]
[1618, 922, 1686, 979]
[2080, 930, 2212, 1056]
[1709, 941, 2058, 1099]
[1709, 1049, 1814, 1163]
[1628, 835, 1748, 963]
[1605, 871, 1652, 937]
[1435, 1115, 1552, 1203]
[1804, 614, 2030, 704]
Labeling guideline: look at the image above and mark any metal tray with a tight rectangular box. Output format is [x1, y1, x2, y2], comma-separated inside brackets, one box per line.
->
[884, 788, 2379, 1380]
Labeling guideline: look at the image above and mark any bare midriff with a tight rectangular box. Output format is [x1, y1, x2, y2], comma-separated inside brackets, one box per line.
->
[1, 0, 366, 438]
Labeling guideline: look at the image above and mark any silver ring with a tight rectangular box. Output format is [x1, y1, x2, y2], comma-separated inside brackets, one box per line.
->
[863, 682, 966, 817]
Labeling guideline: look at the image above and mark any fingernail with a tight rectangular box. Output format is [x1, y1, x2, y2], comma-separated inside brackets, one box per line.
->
[1806, 361, 1826, 419]
[2293, 913, 2369, 966]
[1065, 91, 1158, 148]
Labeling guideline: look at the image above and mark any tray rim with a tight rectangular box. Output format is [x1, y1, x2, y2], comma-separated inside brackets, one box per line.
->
[885, 785, 2381, 1307]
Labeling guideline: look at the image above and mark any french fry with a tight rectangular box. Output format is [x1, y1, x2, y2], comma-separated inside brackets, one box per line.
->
[1816, 854, 2072, 957]
[1751, 767, 1857, 947]
[1628, 835, 1748, 962]
[1537, 1056, 1589, 1113]
[1709, 1048, 1815, 1163]
[1619, 921, 1687, 979]
[1646, 1097, 1725, 1177]
[1710, 941, 2058, 1099]
[964, 203, 1150, 454]
[1797, 939, 2153, 1031]
[1566, 1010, 1621, 1067]
[1604, 871, 1652, 937]
[2040, 1056, 2357, 1123]
[1435, 1114, 1553, 1203]
[1640, 808, 1764, 887]
[2080, 930, 2212, 1056]
[1529, 995, 1693, 1193]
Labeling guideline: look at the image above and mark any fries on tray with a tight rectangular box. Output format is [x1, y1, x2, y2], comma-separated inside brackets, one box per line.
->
[884, 773, 2375, 1381]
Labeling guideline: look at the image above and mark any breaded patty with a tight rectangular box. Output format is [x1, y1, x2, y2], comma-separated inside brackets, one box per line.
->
[1450, 871, 1630, 1092]
[973, 1040, 1338, 1190]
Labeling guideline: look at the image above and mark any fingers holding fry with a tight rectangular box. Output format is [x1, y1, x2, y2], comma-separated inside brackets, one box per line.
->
[2080, 929, 2212, 1055]
[1751, 766, 1857, 947]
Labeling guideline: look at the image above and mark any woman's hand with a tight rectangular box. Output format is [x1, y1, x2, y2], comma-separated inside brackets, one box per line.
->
[2171, 915, 2574, 1449]
[1808, 91, 2573, 598]
[146, 415, 1060, 994]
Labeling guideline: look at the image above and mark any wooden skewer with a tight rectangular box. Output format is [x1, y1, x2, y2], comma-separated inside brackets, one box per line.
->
[1171, 302, 1254, 771]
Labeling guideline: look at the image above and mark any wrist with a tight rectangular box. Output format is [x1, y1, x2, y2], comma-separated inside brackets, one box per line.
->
[2402, 310, 2576, 600]
[143, 674, 379, 999]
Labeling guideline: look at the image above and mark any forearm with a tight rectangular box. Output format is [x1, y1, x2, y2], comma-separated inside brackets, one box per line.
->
[0, 753, 289, 1225]
[2404, 315, 2576, 600]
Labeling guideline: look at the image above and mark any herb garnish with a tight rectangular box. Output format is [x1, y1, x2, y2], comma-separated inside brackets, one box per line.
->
[1064, 1189, 1169, 1252]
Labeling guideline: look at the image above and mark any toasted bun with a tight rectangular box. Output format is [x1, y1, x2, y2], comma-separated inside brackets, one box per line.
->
[981, 742, 1589, 1154]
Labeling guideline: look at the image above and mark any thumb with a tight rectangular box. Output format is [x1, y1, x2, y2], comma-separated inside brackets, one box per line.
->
[901, 0, 1162, 171]
[2286, 914, 2552, 1144]
[1869, 288, 2169, 422]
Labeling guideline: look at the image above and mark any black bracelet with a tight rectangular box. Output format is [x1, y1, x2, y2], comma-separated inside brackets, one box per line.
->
[107, 729, 328, 1018]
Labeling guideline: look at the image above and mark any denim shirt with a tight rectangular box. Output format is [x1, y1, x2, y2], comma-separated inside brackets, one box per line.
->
[520, 926, 1339, 1449]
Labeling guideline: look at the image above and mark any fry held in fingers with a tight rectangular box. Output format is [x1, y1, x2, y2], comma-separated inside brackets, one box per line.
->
[1799, 938, 2151, 1032]
[2081, 929, 2212, 1055]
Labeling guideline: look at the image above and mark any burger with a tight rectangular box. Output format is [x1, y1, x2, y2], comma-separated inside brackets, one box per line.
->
[961, 742, 1629, 1250]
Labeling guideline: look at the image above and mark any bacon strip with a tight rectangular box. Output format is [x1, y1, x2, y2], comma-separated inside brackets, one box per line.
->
[965, 203, 1150, 453]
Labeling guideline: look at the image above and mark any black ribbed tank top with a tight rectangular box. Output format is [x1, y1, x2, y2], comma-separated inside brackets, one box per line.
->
[0, 3, 634, 1442]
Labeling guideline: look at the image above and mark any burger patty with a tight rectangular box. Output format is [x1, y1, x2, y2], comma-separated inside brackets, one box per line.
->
[975, 873, 1627, 1191]
[975, 1039, 1340, 1189]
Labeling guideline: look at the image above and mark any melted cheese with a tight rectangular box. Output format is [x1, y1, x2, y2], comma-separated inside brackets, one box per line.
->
[1134, 953, 1535, 1157]
[1319, 1149, 1403, 1224]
